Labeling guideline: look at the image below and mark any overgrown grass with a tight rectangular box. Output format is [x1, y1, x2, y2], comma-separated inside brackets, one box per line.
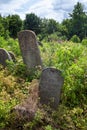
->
[0, 36, 21, 56]
[0, 37, 87, 129]
[40, 41, 87, 107]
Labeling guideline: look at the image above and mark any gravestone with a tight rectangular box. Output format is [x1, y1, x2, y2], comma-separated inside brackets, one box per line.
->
[0, 48, 12, 67]
[8, 51, 16, 62]
[18, 30, 42, 69]
[39, 68, 64, 109]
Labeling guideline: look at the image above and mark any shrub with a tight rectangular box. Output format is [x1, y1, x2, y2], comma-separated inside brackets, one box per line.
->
[6, 60, 42, 82]
[82, 38, 87, 46]
[0, 36, 21, 56]
[70, 35, 80, 43]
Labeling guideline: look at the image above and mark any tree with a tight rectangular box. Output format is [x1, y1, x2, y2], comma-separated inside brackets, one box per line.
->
[69, 2, 87, 40]
[0, 23, 4, 37]
[0, 15, 4, 37]
[46, 19, 59, 34]
[0, 15, 9, 39]
[8, 15, 22, 39]
[38, 18, 61, 40]
[24, 13, 41, 34]
[61, 19, 72, 39]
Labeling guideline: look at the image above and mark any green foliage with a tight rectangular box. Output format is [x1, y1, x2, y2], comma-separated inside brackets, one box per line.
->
[24, 13, 41, 34]
[0, 36, 87, 129]
[8, 14, 22, 38]
[0, 66, 30, 128]
[23, 109, 44, 130]
[70, 35, 80, 43]
[69, 2, 87, 40]
[38, 18, 61, 40]
[0, 99, 16, 128]
[41, 41, 87, 107]
[0, 15, 9, 39]
[45, 125, 53, 130]
[0, 36, 21, 56]
[0, 23, 5, 37]
[82, 38, 87, 46]
[61, 2, 87, 40]
[61, 19, 72, 39]
[51, 105, 87, 130]
[0, 14, 22, 39]
[6, 60, 42, 82]
[46, 19, 59, 34]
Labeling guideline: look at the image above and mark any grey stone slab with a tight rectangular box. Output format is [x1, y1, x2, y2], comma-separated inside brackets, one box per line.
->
[39, 68, 64, 109]
[18, 30, 42, 69]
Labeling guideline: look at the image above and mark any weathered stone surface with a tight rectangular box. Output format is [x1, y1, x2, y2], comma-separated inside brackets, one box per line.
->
[39, 68, 64, 109]
[0, 48, 12, 67]
[8, 51, 16, 62]
[18, 30, 42, 69]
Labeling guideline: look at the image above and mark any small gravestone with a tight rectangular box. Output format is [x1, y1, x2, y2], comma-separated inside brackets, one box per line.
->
[39, 68, 64, 109]
[0, 48, 12, 67]
[18, 30, 42, 69]
[8, 51, 16, 62]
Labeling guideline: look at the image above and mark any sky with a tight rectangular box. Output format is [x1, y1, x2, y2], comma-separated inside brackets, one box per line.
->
[0, 0, 87, 23]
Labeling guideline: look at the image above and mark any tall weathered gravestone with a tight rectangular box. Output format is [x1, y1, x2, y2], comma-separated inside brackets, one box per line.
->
[39, 68, 64, 109]
[18, 30, 42, 69]
[0, 48, 12, 67]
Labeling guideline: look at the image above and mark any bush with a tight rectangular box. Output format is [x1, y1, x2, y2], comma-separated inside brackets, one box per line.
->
[0, 36, 21, 56]
[70, 35, 80, 43]
[82, 38, 87, 46]
[6, 60, 42, 82]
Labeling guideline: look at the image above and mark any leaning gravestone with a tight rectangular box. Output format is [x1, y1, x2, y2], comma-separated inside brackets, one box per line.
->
[0, 48, 12, 67]
[39, 68, 64, 109]
[18, 30, 42, 69]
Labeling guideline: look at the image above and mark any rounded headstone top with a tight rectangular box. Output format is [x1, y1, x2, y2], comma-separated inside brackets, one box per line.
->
[18, 30, 36, 34]
[18, 30, 36, 39]
[42, 67, 62, 74]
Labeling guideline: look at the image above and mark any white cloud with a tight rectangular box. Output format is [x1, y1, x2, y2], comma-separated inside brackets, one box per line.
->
[0, 0, 87, 23]
[0, 0, 30, 16]
[26, 0, 53, 15]
[25, 0, 65, 22]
